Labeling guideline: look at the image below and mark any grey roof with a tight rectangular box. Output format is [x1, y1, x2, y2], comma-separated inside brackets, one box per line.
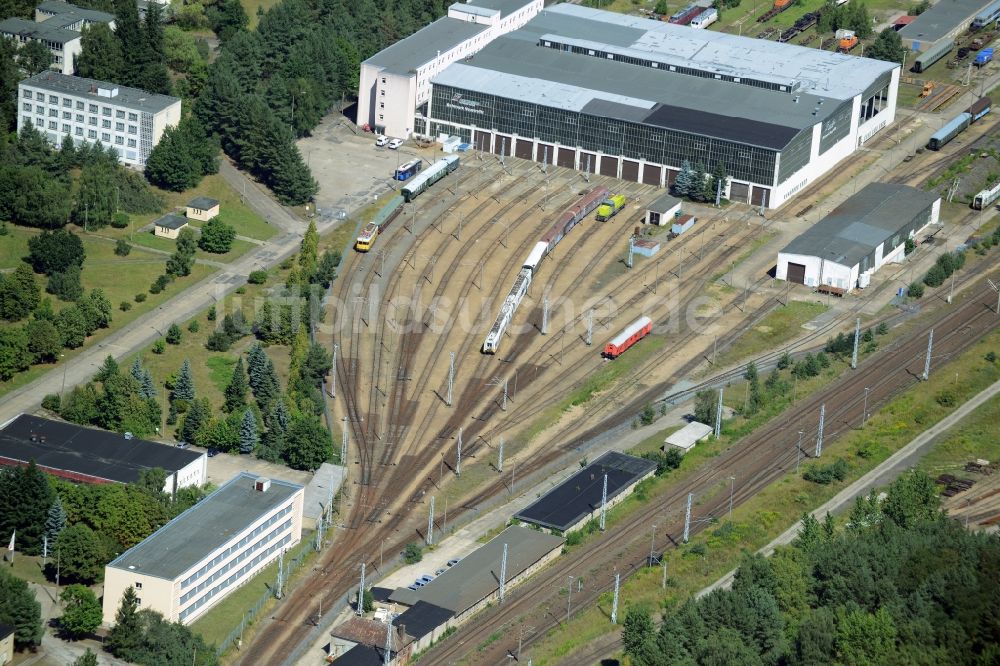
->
[19, 72, 180, 114]
[0, 414, 202, 484]
[899, 0, 991, 44]
[155, 213, 188, 230]
[36, 1, 115, 27]
[302, 462, 345, 524]
[466, 0, 535, 13]
[781, 183, 940, 267]
[648, 192, 682, 213]
[186, 196, 219, 210]
[0, 17, 78, 43]
[109, 473, 303, 580]
[432, 6, 896, 149]
[364, 17, 489, 74]
[388, 527, 563, 612]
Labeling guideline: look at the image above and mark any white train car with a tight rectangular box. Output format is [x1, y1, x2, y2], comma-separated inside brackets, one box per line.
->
[483, 269, 531, 354]
[523, 241, 549, 275]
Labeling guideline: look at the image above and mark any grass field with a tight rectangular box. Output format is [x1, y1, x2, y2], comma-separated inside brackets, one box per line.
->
[916, 389, 1000, 477]
[0, 225, 32, 271]
[128, 228, 258, 263]
[525, 326, 1000, 664]
[6, 553, 52, 586]
[239, 0, 281, 30]
[711, 300, 829, 369]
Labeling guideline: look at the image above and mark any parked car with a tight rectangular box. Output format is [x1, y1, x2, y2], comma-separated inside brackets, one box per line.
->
[447, 558, 460, 567]
[435, 568, 446, 576]
[207, 447, 219, 458]
[176, 441, 189, 449]
[406, 585, 418, 591]
[413, 580, 426, 588]
[375, 135, 388, 147]
[419, 575, 434, 583]
[388, 138, 403, 149]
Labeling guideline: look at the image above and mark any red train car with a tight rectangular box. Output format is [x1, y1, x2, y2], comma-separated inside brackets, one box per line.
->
[603, 316, 653, 359]
[540, 186, 610, 253]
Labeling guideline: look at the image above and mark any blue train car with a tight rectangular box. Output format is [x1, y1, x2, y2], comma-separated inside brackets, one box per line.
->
[927, 112, 971, 150]
[394, 159, 422, 181]
[968, 96, 991, 122]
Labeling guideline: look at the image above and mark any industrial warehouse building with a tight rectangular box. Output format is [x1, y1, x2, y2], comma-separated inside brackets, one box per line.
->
[17, 72, 181, 168]
[388, 526, 563, 623]
[776, 183, 941, 292]
[357, 0, 543, 138]
[514, 451, 657, 533]
[419, 4, 899, 209]
[0, 414, 205, 493]
[102, 473, 304, 625]
[899, 0, 994, 51]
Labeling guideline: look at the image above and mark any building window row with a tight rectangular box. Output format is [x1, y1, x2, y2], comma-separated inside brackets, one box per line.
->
[181, 505, 293, 589]
[178, 533, 292, 621]
[179, 518, 292, 605]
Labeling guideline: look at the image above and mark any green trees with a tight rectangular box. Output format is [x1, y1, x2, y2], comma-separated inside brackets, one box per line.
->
[59, 584, 103, 638]
[166, 227, 198, 277]
[30, 316, 68, 356]
[76, 23, 123, 81]
[57, 524, 107, 584]
[20, 39, 52, 74]
[0, 567, 43, 648]
[403, 543, 423, 564]
[207, 0, 249, 42]
[144, 118, 219, 191]
[866, 27, 906, 64]
[818, 0, 873, 37]
[0, 264, 41, 321]
[693, 390, 716, 425]
[108, 606, 218, 666]
[47, 265, 84, 302]
[198, 217, 236, 253]
[742, 361, 763, 416]
[223, 357, 248, 412]
[27, 228, 85, 275]
[0, 461, 54, 555]
[174, 359, 196, 401]
[239, 408, 258, 454]
[0, 325, 32, 380]
[0, 37, 18, 133]
[166, 323, 182, 345]
[284, 416, 332, 471]
[74, 649, 99, 666]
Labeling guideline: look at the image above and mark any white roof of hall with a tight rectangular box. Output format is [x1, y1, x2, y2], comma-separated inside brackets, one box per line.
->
[526, 5, 894, 101]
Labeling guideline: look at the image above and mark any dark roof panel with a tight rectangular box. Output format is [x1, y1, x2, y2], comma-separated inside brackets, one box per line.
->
[392, 601, 454, 639]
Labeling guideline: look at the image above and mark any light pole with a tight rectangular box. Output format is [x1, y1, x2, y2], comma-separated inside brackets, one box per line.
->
[566, 575, 574, 623]
[728, 476, 736, 520]
[862, 387, 870, 427]
[795, 431, 803, 473]
[649, 524, 657, 566]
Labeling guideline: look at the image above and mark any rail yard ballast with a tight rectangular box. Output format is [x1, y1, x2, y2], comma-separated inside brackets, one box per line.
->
[401, 155, 460, 202]
[603, 316, 652, 359]
[482, 186, 610, 354]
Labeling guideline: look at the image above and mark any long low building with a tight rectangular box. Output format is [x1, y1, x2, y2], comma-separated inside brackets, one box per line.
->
[514, 451, 657, 533]
[899, 0, 995, 52]
[776, 183, 941, 292]
[102, 473, 304, 626]
[421, 4, 899, 209]
[0, 414, 205, 493]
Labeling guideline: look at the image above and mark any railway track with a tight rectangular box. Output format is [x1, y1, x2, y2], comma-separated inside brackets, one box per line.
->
[421, 271, 1000, 665]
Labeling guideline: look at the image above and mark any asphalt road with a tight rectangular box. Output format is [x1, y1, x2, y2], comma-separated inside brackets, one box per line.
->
[0, 161, 319, 427]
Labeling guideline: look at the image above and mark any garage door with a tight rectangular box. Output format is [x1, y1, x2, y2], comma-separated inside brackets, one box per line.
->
[665, 169, 678, 188]
[599, 157, 619, 177]
[751, 186, 770, 208]
[536, 143, 554, 164]
[786, 262, 806, 284]
[493, 134, 512, 156]
[474, 131, 492, 153]
[641, 164, 662, 186]
[730, 182, 750, 204]
[557, 147, 576, 168]
[621, 160, 640, 182]
[580, 152, 597, 173]
[515, 139, 533, 160]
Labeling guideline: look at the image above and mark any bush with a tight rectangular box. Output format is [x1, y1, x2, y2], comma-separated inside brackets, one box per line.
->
[188, 320, 200, 333]
[205, 330, 232, 351]
[935, 388, 957, 407]
[235, 286, 246, 295]
[111, 212, 129, 229]
[403, 543, 423, 564]
[639, 403, 656, 426]
[134, 292, 147, 303]
[641, 448, 683, 476]
[904, 237, 916, 255]
[165, 324, 182, 345]
[149, 281, 163, 295]
[876, 322, 889, 336]
[114, 239, 131, 256]
[152, 339, 166, 354]
[119, 301, 132, 312]
[803, 458, 849, 485]
[248, 270, 268, 285]
[908, 281, 924, 299]
[987, 351, 997, 363]
[207, 305, 216, 321]
[42, 394, 61, 411]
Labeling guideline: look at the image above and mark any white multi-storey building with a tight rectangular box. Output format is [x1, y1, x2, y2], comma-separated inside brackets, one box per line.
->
[357, 0, 543, 139]
[102, 473, 305, 626]
[17, 72, 181, 168]
[0, 1, 114, 75]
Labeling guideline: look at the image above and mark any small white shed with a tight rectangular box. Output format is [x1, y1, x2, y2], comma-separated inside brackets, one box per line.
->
[664, 421, 713, 453]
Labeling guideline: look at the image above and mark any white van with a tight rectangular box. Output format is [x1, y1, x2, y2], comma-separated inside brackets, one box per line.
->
[375, 135, 388, 147]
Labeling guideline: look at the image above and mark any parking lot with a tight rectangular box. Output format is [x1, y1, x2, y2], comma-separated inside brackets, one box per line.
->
[298, 115, 432, 216]
[201, 446, 313, 487]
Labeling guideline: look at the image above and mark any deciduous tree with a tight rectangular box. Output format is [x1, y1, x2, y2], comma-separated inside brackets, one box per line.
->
[0, 567, 43, 648]
[59, 584, 103, 638]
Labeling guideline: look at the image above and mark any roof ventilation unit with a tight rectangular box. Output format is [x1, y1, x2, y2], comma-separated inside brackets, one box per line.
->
[254, 478, 271, 493]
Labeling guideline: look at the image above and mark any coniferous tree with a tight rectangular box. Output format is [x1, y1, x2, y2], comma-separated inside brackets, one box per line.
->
[0, 567, 43, 648]
[239, 408, 258, 454]
[223, 357, 248, 413]
[129, 358, 144, 384]
[94, 354, 119, 382]
[166, 227, 197, 277]
[75, 23, 123, 82]
[173, 359, 195, 401]
[672, 160, 696, 197]
[45, 496, 67, 546]
[299, 221, 319, 278]
[105, 586, 141, 659]
[180, 398, 211, 445]
[140, 369, 156, 400]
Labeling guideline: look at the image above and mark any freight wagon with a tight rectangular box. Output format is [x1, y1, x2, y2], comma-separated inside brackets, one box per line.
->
[401, 155, 459, 202]
[912, 40, 953, 73]
[539, 186, 610, 253]
[603, 316, 653, 359]
[354, 195, 405, 252]
[927, 112, 971, 150]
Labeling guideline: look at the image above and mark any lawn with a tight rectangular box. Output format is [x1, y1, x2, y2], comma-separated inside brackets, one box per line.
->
[525, 326, 1000, 665]
[239, 0, 281, 30]
[127, 228, 259, 264]
[917, 391, 1000, 477]
[206, 356, 238, 393]
[711, 300, 829, 369]
[0, 225, 33, 271]
[7, 554, 52, 586]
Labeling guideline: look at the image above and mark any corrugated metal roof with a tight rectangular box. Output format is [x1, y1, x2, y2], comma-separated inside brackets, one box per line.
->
[899, 0, 991, 43]
[780, 183, 939, 268]
[648, 192, 681, 213]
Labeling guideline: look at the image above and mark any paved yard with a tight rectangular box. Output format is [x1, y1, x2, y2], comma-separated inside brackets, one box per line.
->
[203, 448, 313, 488]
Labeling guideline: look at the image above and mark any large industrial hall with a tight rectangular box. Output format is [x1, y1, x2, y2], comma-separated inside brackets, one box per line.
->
[418, 4, 900, 209]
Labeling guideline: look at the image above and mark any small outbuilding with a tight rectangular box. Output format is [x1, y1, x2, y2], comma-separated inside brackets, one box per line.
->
[776, 183, 940, 292]
[186, 196, 220, 221]
[0, 623, 13, 666]
[664, 421, 713, 453]
[645, 192, 682, 226]
[153, 213, 189, 239]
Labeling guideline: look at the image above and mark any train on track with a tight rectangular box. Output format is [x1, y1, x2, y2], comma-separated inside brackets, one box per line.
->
[355, 195, 404, 252]
[972, 0, 1000, 30]
[603, 316, 652, 359]
[927, 96, 991, 150]
[482, 186, 610, 354]
[401, 155, 460, 202]
[394, 159, 422, 181]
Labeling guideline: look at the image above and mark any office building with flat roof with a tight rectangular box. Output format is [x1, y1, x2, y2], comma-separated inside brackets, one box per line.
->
[102, 473, 304, 625]
[777, 183, 940, 292]
[17, 71, 181, 168]
[424, 4, 900, 209]
[357, 0, 542, 139]
[0, 1, 114, 75]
